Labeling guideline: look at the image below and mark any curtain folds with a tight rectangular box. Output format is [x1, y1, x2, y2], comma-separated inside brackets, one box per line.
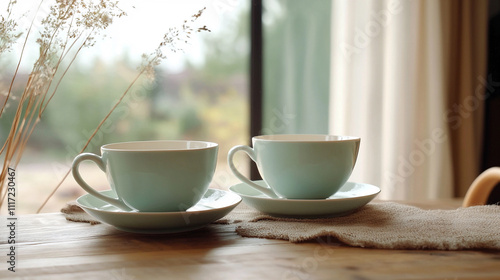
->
[263, 0, 331, 135]
[329, 0, 488, 199]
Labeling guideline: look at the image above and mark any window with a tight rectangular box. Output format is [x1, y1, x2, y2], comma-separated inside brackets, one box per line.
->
[1, 1, 250, 213]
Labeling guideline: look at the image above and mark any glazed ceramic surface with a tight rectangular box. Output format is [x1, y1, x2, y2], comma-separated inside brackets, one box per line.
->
[76, 189, 241, 234]
[229, 180, 379, 218]
[72, 140, 218, 212]
[228, 135, 360, 199]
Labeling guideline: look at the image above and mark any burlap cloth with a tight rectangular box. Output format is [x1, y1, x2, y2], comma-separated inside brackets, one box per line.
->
[61, 201, 500, 250]
[61, 201, 102, 225]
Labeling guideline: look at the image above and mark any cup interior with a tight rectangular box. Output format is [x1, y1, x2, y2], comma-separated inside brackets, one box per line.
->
[102, 140, 218, 151]
[253, 134, 359, 142]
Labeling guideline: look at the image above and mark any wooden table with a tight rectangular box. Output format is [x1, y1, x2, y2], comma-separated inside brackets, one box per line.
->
[1, 199, 500, 279]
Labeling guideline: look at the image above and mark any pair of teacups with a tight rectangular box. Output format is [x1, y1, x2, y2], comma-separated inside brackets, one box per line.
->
[72, 134, 361, 213]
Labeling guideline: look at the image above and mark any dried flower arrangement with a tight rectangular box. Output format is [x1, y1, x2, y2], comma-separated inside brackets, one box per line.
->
[0, 0, 209, 212]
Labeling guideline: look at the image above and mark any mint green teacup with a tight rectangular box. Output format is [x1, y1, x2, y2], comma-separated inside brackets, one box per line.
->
[228, 135, 360, 199]
[72, 140, 218, 212]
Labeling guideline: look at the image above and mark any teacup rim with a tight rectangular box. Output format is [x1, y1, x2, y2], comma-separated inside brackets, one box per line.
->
[101, 140, 218, 152]
[252, 134, 360, 142]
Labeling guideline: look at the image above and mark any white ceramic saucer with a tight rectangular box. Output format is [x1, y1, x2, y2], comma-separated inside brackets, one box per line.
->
[229, 180, 380, 218]
[76, 189, 241, 234]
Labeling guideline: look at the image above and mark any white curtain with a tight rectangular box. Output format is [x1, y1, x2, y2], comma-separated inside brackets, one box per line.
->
[329, 0, 488, 200]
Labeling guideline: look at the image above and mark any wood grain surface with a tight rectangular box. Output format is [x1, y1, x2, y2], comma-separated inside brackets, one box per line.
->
[1, 200, 500, 280]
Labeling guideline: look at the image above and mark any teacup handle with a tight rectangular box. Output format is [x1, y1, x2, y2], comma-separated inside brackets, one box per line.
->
[72, 153, 134, 211]
[228, 145, 279, 198]
[463, 167, 500, 207]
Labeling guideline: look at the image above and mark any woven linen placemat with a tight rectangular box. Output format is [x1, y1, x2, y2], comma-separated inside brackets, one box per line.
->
[215, 202, 500, 250]
[61, 201, 500, 250]
[61, 202, 101, 225]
